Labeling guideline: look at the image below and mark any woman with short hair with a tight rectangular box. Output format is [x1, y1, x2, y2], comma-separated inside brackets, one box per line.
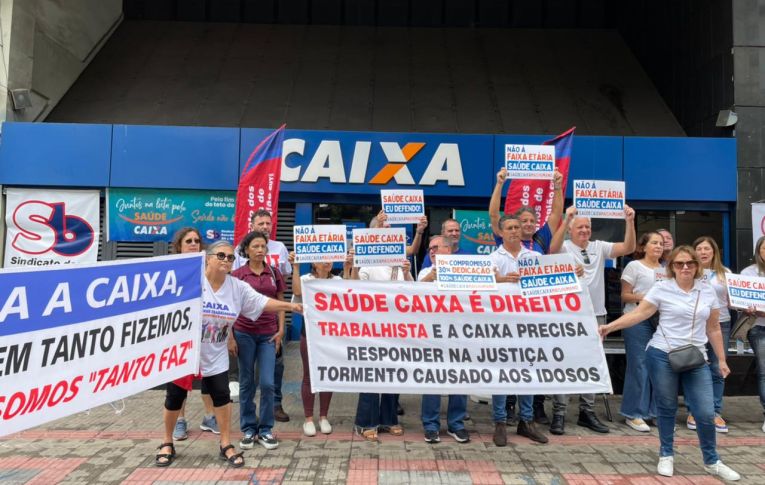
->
[600, 246, 739, 481]
[741, 235, 765, 434]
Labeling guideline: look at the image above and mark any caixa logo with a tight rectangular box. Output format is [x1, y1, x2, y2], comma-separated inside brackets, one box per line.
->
[280, 140, 465, 186]
[11, 200, 95, 256]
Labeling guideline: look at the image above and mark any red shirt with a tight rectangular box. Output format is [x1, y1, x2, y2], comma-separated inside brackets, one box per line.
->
[231, 263, 285, 335]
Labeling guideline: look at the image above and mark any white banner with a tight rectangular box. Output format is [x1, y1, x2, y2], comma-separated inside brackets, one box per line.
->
[573, 180, 625, 219]
[4, 188, 100, 267]
[504, 144, 555, 180]
[293, 225, 347, 263]
[352, 228, 407, 267]
[753, 203, 765, 249]
[518, 253, 581, 297]
[0, 253, 203, 437]
[725, 273, 765, 311]
[435, 254, 496, 291]
[303, 279, 612, 395]
[381, 190, 425, 224]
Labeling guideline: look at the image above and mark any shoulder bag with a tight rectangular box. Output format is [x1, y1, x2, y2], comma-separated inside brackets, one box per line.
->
[659, 291, 706, 373]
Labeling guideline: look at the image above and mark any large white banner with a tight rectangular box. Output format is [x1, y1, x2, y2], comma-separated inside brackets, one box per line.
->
[752, 203, 765, 249]
[0, 253, 203, 437]
[4, 188, 100, 267]
[303, 279, 612, 395]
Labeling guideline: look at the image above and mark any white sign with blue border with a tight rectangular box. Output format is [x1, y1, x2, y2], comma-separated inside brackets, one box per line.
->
[518, 253, 582, 298]
[573, 180, 626, 219]
[380, 189, 425, 224]
[725, 273, 765, 311]
[293, 225, 348, 264]
[435, 254, 496, 291]
[352, 228, 407, 267]
[504, 144, 555, 180]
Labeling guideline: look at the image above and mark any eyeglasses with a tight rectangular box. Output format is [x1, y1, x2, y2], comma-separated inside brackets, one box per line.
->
[580, 249, 591, 265]
[184, 238, 201, 244]
[213, 252, 236, 262]
[671, 260, 698, 269]
[428, 245, 447, 251]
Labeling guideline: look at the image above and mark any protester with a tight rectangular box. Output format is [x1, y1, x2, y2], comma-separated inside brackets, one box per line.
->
[155, 240, 301, 469]
[549, 205, 636, 435]
[657, 228, 675, 263]
[352, 258, 414, 441]
[619, 231, 662, 432]
[489, 167, 565, 424]
[741, 235, 765, 434]
[420, 218, 465, 269]
[688, 236, 731, 433]
[489, 215, 548, 445]
[231, 231, 286, 451]
[167, 228, 221, 440]
[417, 236, 469, 444]
[290, 250, 355, 437]
[599, 246, 740, 481]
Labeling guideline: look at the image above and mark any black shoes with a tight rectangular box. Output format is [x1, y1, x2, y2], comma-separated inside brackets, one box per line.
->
[533, 402, 550, 425]
[550, 415, 565, 435]
[517, 420, 548, 444]
[577, 410, 610, 433]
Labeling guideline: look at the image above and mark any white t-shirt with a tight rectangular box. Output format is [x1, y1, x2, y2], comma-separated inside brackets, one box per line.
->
[620, 260, 660, 313]
[489, 245, 540, 278]
[292, 273, 342, 304]
[201, 276, 268, 376]
[233, 239, 292, 275]
[359, 266, 408, 281]
[701, 269, 731, 323]
[417, 266, 435, 282]
[741, 264, 765, 327]
[644, 279, 720, 356]
[562, 240, 614, 316]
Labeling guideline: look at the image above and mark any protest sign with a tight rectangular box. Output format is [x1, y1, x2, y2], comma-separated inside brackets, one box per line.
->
[504, 144, 555, 180]
[5, 188, 100, 267]
[381, 190, 425, 224]
[0, 253, 203, 437]
[435, 255, 497, 291]
[453, 210, 496, 256]
[352, 228, 407, 267]
[302, 279, 612, 395]
[293, 225, 347, 263]
[108, 188, 235, 243]
[573, 180, 625, 219]
[725, 273, 765, 311]
[518, 254, 581, 298]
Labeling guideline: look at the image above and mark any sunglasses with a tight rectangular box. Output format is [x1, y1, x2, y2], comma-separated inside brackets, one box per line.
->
[580, 249, 591, 265]
[184, 238, 201, 244]
[212, 252, 236, 262]
[671, 260, 698, 269]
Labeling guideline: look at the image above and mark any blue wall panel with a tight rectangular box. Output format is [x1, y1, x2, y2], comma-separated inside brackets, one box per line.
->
[0, 122, 112, 187]
[624, 137, 737, 201]
[110, 124, 240, 190]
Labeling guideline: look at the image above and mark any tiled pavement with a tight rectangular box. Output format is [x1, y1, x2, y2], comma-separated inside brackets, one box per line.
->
[2, 342, 764, 484]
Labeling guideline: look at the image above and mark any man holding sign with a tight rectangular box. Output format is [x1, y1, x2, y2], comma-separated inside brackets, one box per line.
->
[488, 214, 549, 445]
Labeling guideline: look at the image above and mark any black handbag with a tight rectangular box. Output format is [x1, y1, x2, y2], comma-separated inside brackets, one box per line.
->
[660, 291, 706, 373]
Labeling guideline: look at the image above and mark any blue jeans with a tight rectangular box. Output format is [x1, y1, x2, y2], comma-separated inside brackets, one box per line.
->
[274, 349, 284, 406]
[748, 325, 765, 414]
[620, 320, 656, 420]
[646, 346, 719, 465]
[492, 395, 533, 423]
[235, 330, 276, 435]
[354, 393, 398, 428]
[688, 319, 730, 416]
[421, 395, 467, 432]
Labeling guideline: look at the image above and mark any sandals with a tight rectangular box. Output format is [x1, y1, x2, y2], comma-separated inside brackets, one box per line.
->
[380, 424, 404, 436]
[155, 442, 176, 467]
[219, 444, 245, 468]
[354, 425, 378, 442]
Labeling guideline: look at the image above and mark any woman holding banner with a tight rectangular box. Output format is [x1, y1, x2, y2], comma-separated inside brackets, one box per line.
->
[156, 240, 301, 468]
[687, 236, 731, 433]
[290, 250, 354, 436]
[619, 232, 662, 432]
[741, 236, 765, 434]
[599, 247, 740, 481]
[169, 228, 221, 441]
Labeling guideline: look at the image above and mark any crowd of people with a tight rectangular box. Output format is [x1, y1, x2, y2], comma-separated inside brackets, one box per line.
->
[150, 168, 765, 482]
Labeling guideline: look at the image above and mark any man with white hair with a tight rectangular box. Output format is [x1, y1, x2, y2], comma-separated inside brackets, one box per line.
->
[548, 205, 636, 435]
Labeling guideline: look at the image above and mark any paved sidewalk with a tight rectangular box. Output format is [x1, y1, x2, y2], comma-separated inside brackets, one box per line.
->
[2, 342, 764, 484]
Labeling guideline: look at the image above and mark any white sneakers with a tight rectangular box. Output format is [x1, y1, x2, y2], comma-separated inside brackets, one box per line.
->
[229, 381, 240, 403]
[657, 456, 674, 477]
[625, 418, 650, 432]
[319, 418, 333, 434]
[704, 460, 741, 481]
